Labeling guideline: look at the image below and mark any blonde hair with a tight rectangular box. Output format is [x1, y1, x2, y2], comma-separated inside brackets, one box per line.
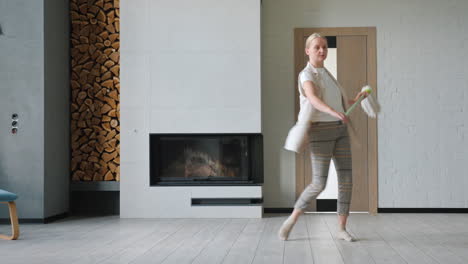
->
[305, 33, 327, 48]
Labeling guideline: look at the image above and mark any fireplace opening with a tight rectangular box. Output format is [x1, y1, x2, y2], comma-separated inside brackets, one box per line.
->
[150, 134, 263, 186]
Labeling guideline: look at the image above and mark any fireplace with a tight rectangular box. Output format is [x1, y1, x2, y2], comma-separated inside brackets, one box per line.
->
[150, 134, 263, 186]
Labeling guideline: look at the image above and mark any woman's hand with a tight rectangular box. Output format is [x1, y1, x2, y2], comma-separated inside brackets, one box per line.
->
[348, 91, 369, 106]
[355, 91, 369, 101]
[331, 110, 349, 124]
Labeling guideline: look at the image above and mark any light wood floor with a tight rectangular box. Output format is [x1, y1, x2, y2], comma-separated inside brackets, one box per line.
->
[1, 213, 468, 264]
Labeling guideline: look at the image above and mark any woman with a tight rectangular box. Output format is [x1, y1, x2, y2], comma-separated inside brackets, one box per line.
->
[279, 33, 367, 242]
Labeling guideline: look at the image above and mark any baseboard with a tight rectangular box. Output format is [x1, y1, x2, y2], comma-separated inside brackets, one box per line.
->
[44, 212, 69, 223]
[265, 207, 468, 214]
[263, 208, 293, 214]
[264, 199, 338, 214]
[71, 190, 119, 215]
[378, 208, 468, 213]
[317, 199, 337, 212]
[192, 198, 262, 206]
[0, 212, 68, 224]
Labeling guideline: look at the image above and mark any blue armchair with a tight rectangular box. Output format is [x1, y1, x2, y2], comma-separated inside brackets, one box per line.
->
[0, 189, 19, 240]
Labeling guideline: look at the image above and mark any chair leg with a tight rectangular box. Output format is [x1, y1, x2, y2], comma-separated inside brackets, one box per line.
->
[0, 201, 20, 240]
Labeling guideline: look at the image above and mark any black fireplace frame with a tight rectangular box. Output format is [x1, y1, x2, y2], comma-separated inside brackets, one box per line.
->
[149, 133, 263, 186]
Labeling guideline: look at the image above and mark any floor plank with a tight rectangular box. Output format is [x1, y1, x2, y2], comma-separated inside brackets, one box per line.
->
[221, 218, 266, 264]
[322, 214, 376, 264]
[283, 215, 314, 264]
[346, 214, 407, 264]
[160, 219, 229, 264]
[251, 217, 285, 264]
[192, 219, 249, 264]
[99, 219, 187, 264]
[306, 213, 345, 264]
[372, 214, 439, 264]
[130, 219, 225, 264]
[1, 214, 468, 264]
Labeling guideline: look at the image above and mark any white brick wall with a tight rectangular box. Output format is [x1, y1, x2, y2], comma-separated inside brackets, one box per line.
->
[262, 0, 468, 208]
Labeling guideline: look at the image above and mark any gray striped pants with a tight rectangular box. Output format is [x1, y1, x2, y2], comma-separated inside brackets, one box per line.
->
[294, 121, 353, 215]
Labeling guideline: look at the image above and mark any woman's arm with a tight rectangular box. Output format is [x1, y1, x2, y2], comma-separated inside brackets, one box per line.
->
[303, 80, 349, 123]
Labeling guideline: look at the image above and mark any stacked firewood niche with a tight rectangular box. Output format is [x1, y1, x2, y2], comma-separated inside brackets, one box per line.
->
[70, 0, 120, 181]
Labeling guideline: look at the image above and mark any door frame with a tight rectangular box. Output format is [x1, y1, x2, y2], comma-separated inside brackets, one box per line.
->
[294, 27, 378, 214]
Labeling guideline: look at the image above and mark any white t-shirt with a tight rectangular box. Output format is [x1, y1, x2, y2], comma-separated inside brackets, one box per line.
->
[299, 63, 344, 122]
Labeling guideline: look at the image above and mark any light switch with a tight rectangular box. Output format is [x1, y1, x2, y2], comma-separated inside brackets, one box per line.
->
[11, 113, 18, 134]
